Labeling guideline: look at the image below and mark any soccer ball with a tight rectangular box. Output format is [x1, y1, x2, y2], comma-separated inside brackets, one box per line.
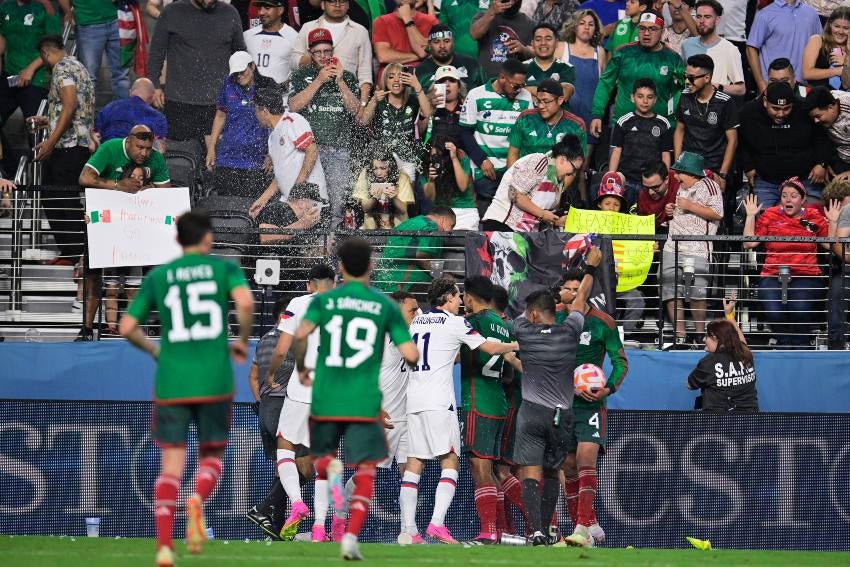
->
[563, 234, 592, 265]
[574, 363, 606, 393]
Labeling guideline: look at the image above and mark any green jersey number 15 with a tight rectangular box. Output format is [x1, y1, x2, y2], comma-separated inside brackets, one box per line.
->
[163, 281, 223, 342]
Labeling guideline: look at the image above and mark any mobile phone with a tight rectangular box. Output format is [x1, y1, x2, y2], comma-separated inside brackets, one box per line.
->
[6, 75, 19, 88]
[402, 65, 414, 75]
[330, 57, 340, 67]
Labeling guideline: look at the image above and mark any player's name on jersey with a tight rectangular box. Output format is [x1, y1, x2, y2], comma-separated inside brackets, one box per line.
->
[166, 264, 213, 283]
[328, 296, 383, 315]
[413, 313, 449, 324]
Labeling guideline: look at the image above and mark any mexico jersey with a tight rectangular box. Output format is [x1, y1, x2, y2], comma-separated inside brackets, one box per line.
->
[459, 80, 533, 175]
[407, 309, 486, 414]
[269, 111, 327, 202]
[244, 24, 299, 85]
[379, 336, 408, 422]
[277, 293, 318, 403]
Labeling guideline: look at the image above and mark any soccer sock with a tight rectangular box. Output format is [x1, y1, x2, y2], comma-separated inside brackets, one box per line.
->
[343, 475, 356, 514]
[314, 479, 329, 527]
[473, 483, 498, 537]
[564, 472, 579, 526]
[276, 449, 303, 503]
[193, 456, 222, 502]
[495, 490, 507, 535]
[259, 477, 287, 522]
[577, 466, 598, 527]
[540, 477, 561, 534]
[430, 468, 459, 527]
[501, 474, 530, 528]
[399, 471, 420, 535]
[521, 478, 542, 534]
[346, 466, 376, 538]
[154, 474, 180, 550]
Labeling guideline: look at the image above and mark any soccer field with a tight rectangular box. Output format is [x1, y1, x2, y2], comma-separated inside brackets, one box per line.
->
[2, 536, 847, 567]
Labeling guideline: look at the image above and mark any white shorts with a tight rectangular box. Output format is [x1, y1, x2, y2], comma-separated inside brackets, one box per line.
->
[407, 409, 461, 460]
[452, 207, 480, 231]
[378, 419, 409, 469]
[277, 397, 311, 448]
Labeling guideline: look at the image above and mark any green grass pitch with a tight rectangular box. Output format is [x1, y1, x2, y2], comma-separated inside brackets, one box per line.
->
[1, 536, 847, 566]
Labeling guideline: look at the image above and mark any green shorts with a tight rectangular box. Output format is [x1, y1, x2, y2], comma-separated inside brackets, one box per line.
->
[498, 404, 519, 465]
[461, 409, 505, 460]
[310, 419, 388, 465]
[153, 400, 232, 449]
[566, 404, 607, 453]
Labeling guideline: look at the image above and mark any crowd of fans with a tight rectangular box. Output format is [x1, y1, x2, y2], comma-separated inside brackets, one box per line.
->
[2, 0, 850, 347]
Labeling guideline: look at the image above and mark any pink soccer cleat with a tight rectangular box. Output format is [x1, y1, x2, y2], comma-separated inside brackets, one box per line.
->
[311, 524, 328, 542]
[331, 515, 347, 542]
[279, 500, 309, 540]
[426, 523, 459, 544]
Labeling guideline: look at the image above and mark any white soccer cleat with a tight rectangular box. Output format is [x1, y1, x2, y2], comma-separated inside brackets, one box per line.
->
[341, 533, 364, 561]
[155, 545, 174, 567]
[564, 524, 594, 548]
[589, 523, 605, 544]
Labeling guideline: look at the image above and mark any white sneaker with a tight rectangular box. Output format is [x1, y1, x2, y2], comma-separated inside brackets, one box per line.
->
[588, 523, 605, 544]
[341, 533, 363, 561]
[71, 299, 82, 313]
[564, 524, 594, 548]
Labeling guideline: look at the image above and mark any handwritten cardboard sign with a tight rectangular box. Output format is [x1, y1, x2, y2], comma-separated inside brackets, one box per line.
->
[85, 187, 192, 269]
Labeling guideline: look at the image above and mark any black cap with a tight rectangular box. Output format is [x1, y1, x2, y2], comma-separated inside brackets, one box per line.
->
[254, 0, 284, 6]
[429, 23, 453, 41]
[536, 78, 563, 98]
[765, 82, 794, 106]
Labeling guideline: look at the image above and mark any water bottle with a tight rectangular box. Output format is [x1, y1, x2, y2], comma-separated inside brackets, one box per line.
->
[499, 533, 527, 546]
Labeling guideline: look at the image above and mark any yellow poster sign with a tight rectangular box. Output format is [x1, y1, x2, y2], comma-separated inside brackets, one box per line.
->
[564, 209, 655, 292]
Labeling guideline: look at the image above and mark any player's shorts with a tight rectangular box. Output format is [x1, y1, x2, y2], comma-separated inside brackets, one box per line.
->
[277, 397, 311, 448]
[499, 404, 520, 465]
[377, 419, 409, 469]
[461, 409, 504, 460]
[513, 400, 573, 470]
[661, 252, 710, 302]
[153, 400, 231, 449]
[102, 266, 143, 287]
[258, 395, 285, 460]
[310, 419, 388, 465]
[566, 404, 607, 454]
[407, 408, 461, 460]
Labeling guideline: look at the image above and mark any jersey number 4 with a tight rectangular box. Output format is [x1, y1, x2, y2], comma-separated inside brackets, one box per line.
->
[163, 282, 223, 342]
[325, 315, 377, 368]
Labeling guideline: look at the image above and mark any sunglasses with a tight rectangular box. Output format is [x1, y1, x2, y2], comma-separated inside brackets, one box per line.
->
[643, 181, 666, 191]
[535, 97, 559, 106]
[685, 73, 709, 83]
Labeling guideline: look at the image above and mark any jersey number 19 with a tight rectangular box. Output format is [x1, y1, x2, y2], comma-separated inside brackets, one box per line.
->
[325, 315, 377, 368]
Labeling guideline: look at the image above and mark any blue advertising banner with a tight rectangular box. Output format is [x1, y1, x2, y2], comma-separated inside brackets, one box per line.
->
[1, 401, 848, 550]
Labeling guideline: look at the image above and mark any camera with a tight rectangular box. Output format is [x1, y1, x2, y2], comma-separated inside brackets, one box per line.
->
[254, 259, 280, 286]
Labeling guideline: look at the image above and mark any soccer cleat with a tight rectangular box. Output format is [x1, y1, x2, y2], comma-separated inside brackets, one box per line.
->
[185, 494, 207, 554]
[426, 523, 459, 544]
[589, 523, 606, 544]
[464, 534, 498, 545]
[529, 531, 548, 546]
[547, 525, 562, 545]
[311, 524, 328, 542]
[397, 532, 425, 545]
[155, 545, 174, 567]
[279, 500, 310, 541]
[564, 524, 594, 548]
[331, 515, 347, 542]
[327, 458, 346, 516]
[341, 533, 363, 561]
[246, 506, 280, 541]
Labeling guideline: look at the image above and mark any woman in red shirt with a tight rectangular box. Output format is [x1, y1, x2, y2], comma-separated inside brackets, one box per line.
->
[743, 178, 829, 347]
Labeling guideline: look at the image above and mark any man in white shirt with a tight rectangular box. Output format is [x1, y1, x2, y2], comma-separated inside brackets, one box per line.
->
[291, 0, 373, 103]
[264, 264, 336, 542]
[399, 277, 518, 545]
[680, 0, 745, 96]
[244, 0, 299, 85]
[249, 87, 327, 222]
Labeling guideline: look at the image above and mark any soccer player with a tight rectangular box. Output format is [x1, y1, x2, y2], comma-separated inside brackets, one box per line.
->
[400, 277, 518, 544]
[491, 285, 530, 536]
[119, 212, 254, 567]
[264, 263, 336, 541]
[556, 270, 628, 547]
[293, 237, 420, 561]
[460, 276, 515, 544]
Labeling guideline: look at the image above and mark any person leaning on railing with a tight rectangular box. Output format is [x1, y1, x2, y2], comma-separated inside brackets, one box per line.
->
[822, 179, 850, 349]
[686, 293, 759, 412]
[742, 178, 830, 348]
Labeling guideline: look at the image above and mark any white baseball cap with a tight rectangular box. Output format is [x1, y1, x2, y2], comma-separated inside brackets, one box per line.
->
[229, 51, 253, 74]
[433, 65, 461, 82]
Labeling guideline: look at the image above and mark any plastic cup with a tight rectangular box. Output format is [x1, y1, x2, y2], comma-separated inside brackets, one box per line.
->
[434, 83, 447, 109]
[85, 517, 100, 537]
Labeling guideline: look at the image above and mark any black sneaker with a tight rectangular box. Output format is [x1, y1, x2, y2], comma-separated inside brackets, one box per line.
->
[463, 536, 498, 545]
[529, 531, 548, 546]
[246, 506, 281, 540]
[74, 327, 94, 342]
[547, 525, 562, 545]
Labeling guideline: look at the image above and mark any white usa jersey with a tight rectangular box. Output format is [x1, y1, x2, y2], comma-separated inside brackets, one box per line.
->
[379, 336, 408, 422]
[276, 293, 317, 403]
[407, 309, 486, 414]
[244, 25, 299, 85]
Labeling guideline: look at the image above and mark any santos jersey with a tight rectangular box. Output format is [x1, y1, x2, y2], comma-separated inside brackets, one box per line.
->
[379, 336, 408, 422]
[461, 309, 512, 417]
[304, 281, 411, 421]
[277, 293, 318, 403]
[127, 253, 248, 404]
[407, 309, 486, 414]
